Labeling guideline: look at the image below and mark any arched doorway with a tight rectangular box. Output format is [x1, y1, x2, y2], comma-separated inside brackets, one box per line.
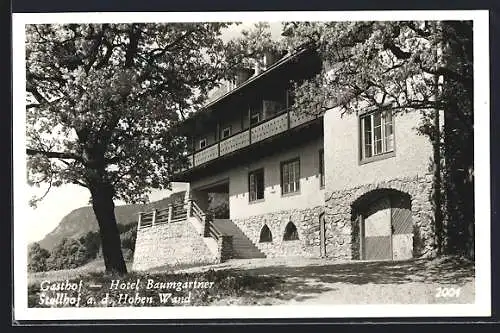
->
[353, 189, 413, 260]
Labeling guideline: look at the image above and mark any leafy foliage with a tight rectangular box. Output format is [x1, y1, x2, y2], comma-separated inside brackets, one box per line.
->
[26, 23, 234, 204]
[32, 224, 139, 272]
[28, 242, 51, 272]
[279, 21, 473, 256]
[25, 23, 238, 273]
[45, 238, 89, 270]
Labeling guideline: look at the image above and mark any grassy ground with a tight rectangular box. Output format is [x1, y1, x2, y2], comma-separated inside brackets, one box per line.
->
[28, 255, 474, 307]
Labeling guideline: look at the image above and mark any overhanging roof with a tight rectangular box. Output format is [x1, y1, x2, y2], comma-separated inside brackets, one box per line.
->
[180, 46, 313, 125]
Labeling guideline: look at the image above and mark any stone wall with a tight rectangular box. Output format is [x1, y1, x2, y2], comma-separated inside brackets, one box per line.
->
[324, 174, 436, 260]
[132, 220, 218, 271]
[232, 206, 324, 258]
[218, 235, 233, 262]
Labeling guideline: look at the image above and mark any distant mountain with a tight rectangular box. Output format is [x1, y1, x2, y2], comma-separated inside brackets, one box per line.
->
[38, 191, 186, 251]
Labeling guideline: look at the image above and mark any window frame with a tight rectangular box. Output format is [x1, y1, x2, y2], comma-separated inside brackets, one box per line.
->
[199, 138, 207, 150]
[359, 110, 396, 164]
[280, 157, 301, 196]
[248, 168, 265, 202]
[319, 149, 325, 188]
[221, 126, 232, 139]
[250, 112, 261, 126]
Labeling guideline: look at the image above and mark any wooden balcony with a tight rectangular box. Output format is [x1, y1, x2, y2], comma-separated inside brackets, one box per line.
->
[178, 109, 319, 173]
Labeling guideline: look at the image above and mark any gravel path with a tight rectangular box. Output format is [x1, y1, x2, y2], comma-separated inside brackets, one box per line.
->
[171, 256, 475, 305]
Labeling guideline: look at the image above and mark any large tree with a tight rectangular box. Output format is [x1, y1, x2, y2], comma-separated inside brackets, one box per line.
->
[25, 23, 235, 274]
[280, 21, 473, 256]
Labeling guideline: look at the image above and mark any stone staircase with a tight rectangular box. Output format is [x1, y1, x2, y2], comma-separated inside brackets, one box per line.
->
[212, 219, 266, 259]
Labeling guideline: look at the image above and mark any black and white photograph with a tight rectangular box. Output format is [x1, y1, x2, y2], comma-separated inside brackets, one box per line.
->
[12, 10, 491, 320]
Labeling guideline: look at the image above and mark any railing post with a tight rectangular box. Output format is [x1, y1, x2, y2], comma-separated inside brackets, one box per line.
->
[186, 199, 192, 218]
[286, 88, 291, 129]
[168, 204, 173, 223]
[248, 106, 252, 144]
[216, 122, 221, 157]
[203, 215, 209, 237]
[137, 212, 142, 229]
[152, 209, 157, 226]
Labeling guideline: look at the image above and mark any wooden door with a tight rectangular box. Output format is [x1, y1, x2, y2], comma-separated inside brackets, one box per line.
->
[363, 196, 392, 260]
[391, 195, 413, 260]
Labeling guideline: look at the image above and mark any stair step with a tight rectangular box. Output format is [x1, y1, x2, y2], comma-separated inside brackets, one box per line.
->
[212, 218, 266, 259]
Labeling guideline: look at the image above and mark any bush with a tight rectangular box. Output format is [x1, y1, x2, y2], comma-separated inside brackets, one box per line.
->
[27, 242, 50, 272]
[120, 224, 137, 253]
[46, 238, 89, 270]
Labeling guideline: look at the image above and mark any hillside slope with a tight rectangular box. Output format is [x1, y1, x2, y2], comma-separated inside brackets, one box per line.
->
[39, 191, 186, 251]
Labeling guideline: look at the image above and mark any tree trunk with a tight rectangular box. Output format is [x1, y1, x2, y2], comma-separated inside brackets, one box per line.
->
[433, 97, 443, 255]
[89, 182, 128, 275]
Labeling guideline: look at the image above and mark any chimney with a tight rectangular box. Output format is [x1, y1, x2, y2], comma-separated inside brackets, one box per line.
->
[253, 60, 262, 76]
[235, 68, 254, 85]
[262, 48, 281, 69]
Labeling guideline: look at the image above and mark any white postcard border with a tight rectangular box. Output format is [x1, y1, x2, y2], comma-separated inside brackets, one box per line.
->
[13, 10, 491, 320]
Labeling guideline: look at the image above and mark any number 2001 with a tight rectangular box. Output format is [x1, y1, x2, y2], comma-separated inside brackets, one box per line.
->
[435, 287, 461, 298]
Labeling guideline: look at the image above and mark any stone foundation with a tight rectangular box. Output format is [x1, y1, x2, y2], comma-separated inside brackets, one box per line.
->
[232, 206, 324, 258]
[132, 220, 218, 271]
[324, 174, 436, 260]
[218, 235, 233, 262]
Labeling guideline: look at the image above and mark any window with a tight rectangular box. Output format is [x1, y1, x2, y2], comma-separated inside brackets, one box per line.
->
[249, 168, 265, 202]
[283, 222, 299, 241]
[199, 138, 207, 149]
[259, 225, 272, 243]
[221, 126, 231, 139]
[360, 110, 394, 160]
[281, 158, 300, 195]
[250, 113, 260, 125]
[319, 150, 325, 188]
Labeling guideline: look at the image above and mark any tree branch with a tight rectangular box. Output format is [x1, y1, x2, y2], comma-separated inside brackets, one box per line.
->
[84, 24, 108, 73]
[26, 148, 83, 162]
[383, 40, 411, 60]
[148, 29, 196, 60]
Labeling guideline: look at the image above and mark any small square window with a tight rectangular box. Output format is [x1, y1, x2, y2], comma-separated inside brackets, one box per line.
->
[199, 138, 207, 149]
[250, 113, 260, 125]
[221, 127, 231, 139]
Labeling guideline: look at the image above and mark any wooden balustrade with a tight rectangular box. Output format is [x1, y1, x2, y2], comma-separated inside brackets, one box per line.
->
[183, 109, 319, 171]
[219, 130, 250, 156]
[137, 199, 224, 245]
[190, 200, 205, 223]
[137, 202, 188, 229]
[204, 218, 223, 241]
[250, 112, 288, 143]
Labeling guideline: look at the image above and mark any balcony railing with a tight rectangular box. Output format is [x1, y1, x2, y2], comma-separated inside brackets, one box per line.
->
[182, 109, 318, 171]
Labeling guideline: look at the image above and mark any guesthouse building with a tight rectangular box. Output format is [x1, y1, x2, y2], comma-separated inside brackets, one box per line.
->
[132, 45, 437, 271]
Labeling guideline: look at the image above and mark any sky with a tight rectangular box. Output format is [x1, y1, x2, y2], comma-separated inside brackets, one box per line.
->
[26, 183, 188, 243]
[25, 22, 284, 243]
